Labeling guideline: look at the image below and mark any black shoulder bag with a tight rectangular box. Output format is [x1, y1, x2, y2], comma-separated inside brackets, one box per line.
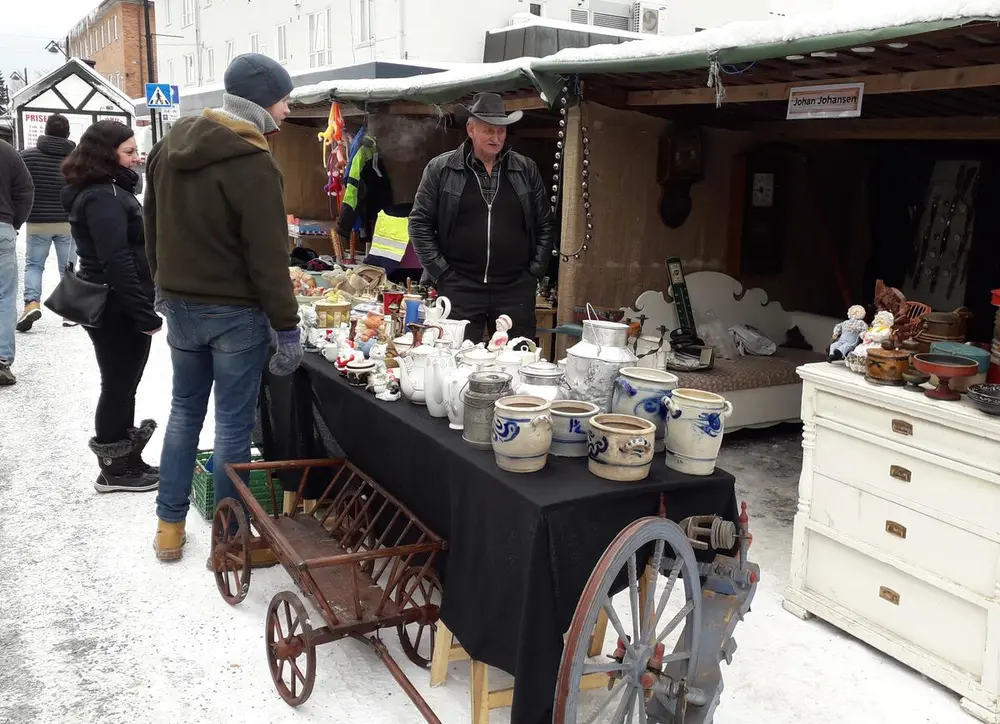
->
[44, 263, 109, 327]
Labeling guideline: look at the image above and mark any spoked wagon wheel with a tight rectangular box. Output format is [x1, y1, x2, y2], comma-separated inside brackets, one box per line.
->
[554, 518, 703, 724]
[211, 498, 251, 605]
[265, 591, 317, 707]
[394, 566, 442, 668]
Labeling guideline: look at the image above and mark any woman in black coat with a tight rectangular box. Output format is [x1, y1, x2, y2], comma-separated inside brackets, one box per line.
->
[62, 121, 161, 493]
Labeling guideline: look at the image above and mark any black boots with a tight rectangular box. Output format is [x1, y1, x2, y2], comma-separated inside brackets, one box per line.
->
[128, 419, 159, 475]
[89, 437, 159, 493]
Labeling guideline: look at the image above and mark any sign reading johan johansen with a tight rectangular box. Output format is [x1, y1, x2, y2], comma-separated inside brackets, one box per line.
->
[786, 82, 865, 120]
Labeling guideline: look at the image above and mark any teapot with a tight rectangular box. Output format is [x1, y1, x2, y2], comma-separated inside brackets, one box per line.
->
[396, 323, 441, 405]
[425, 347, 456, 418]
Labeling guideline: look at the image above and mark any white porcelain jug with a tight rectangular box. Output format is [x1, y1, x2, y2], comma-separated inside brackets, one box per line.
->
[398, 343, 435, 405]
[425, 349, 455, 418]
[444, 347, 498, 430]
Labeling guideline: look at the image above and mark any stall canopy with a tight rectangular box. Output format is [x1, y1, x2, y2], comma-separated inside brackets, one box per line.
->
[290, 57, 540, 107]
[10, 58, 133, 150]
[529, 1, 1000, 102]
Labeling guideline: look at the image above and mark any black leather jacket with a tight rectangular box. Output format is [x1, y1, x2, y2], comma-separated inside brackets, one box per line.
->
[408, 141, 554, 283]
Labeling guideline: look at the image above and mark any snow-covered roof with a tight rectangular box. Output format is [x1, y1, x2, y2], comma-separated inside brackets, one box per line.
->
[533, 1, 1000, 73]
[290, 1, 1000, 109]
[11, 57, 135, 115]
[290, 57, 537, 107]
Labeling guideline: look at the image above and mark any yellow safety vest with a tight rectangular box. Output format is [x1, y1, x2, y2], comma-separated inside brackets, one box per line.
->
[368, 211, 409, 262]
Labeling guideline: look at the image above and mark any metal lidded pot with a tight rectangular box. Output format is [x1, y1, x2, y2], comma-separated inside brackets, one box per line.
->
[514, 361, 567, 403]
[461, 371, 512, 450]
[563, 305, 638, 412]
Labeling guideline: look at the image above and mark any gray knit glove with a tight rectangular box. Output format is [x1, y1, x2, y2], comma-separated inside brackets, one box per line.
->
[269, 329, 303, 376]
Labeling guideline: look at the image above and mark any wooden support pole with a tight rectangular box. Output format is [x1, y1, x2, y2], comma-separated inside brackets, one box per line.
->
[627, 63, 1000, 107]
[555, 100, 585, 361]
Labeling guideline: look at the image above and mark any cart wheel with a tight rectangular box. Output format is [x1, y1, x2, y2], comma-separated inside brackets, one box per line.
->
[211, 498, 251, 605]
[554, 517, 703, 724]
[394, 567, 442, 668]
[265, 591, 316, 707]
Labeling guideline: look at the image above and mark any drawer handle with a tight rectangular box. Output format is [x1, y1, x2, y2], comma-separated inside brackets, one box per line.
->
[891, 419, 913, 436]
[885, 520, 907, 539]
[889, 465, 912, 483]
[879, 586, 900, 606]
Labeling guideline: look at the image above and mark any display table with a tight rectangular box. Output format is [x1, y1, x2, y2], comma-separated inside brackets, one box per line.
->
[784, 363, 1000, 724]
[258, 353, 739, 724]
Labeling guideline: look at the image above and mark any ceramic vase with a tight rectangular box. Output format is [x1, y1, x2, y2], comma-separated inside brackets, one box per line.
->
[662, 388, 734, 476]
[587, 414, 656, 482]
[492, 396, 552, 473]
[611, 367, 679, 453]
[550, 400, 600, 458]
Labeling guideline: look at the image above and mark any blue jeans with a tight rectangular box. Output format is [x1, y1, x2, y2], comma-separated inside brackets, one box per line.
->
[0, 223, 16, 364]
[24, 232, 75, 303]
[155, 300, 270, 523]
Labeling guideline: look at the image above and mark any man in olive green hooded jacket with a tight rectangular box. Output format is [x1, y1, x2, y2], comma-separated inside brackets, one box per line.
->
[144, 53, 300, 562]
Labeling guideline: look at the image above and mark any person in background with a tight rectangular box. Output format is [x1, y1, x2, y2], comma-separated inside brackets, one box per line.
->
[0, 138, 35, 386]
[18, 113, 78, 332]
[408, 92, 554, 343]
[145, 53, 301, 562]
[62, 121, 161, 492]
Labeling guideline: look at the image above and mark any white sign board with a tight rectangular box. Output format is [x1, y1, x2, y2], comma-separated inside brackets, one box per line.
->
[19, 110, 94, 148]
[786, 82, 864, 120]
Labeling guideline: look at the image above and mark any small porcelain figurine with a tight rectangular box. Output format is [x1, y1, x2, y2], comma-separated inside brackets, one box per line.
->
[845, 311, 895, 374]
[829, 305, 868, 362]
[489, 315, 513, 352]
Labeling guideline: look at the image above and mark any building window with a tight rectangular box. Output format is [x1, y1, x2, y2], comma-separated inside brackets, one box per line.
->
[308, 9, 331, 67]
[276, 24, 288, 64]
[167, 60, 174, 82]
[183, 53, 195, 85]
[357, 0, 374, 45]
[165, 0, 172, 25]
[114, 16, 118, 40]
[529, 2, 543, 15]
[225, 40, 235, 65]
[206, 47, 215, 80]
[182, 0, 195, 27]
[250, 33, 260, 54]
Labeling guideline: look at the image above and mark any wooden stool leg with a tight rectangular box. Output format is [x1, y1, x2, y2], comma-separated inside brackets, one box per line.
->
[431, 621, 455, 688]
[303, 499, 318, 514]
[282, 491, 296, 514]
[471, 660, 490, 724]
[588, 608, 609, 657]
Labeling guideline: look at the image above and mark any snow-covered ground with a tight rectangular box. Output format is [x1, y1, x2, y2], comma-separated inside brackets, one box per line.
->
[0, 229, 967, 723]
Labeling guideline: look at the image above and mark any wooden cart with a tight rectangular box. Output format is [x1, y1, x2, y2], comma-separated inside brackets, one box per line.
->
[210, 458, 446, 722]
[212, 458, 759, 724]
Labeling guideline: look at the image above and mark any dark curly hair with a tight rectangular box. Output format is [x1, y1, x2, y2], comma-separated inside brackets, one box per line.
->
[61, 120, 135, 186]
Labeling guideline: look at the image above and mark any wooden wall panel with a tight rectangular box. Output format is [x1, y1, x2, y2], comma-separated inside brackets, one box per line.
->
[269, 121, 330, 220]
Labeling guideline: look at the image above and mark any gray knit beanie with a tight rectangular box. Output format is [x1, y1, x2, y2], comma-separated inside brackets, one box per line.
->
[224, 53, 294, 109]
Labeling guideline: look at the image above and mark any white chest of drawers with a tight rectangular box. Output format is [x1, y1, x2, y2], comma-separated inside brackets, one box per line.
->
[783, 363, 1000, 723]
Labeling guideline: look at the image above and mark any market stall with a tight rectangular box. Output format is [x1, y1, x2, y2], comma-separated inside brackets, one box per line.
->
[522, 6, 1000, 722]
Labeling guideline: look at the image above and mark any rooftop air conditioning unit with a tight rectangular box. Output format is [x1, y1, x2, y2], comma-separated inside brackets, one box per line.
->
[631, 2, 667, 35]
[569, 0, 631, 31]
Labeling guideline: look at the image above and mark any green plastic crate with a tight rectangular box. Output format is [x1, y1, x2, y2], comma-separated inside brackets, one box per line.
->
[190, 449, 283, 520]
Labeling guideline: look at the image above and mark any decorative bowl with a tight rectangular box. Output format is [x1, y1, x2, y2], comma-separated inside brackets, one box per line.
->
[910, 353, 979, 401]
[968, 383, 1000, 416]
[901, 369, 931, 389]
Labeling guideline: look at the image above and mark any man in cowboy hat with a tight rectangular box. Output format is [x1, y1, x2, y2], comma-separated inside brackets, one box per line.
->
[409, 92, 553, 341]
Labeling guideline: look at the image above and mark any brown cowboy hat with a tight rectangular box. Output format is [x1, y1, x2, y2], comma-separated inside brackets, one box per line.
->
[457, 92, 523, 126]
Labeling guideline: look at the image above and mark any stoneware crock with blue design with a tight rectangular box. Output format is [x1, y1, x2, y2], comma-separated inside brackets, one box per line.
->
[587, 413, 656, 482]
[661, 388, 734, 476]
[492, 395, 553, 473]
[611, 367, 679, 453]
[549, 400, 601, 458]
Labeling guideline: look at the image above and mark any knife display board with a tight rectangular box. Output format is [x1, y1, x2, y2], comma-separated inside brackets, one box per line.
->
[902, 160, 980, 311]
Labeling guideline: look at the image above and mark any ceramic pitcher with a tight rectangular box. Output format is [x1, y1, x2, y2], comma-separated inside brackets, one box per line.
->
[611, 367, 678, 453]
[425, 348, 455, 419]
[661, 388, 734, 476]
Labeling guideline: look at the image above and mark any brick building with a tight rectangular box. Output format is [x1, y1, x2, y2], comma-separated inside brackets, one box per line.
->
[67, 0, 157, 100]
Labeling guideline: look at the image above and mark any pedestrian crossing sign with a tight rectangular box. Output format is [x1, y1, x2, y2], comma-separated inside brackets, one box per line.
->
[145, 83, 173, 109]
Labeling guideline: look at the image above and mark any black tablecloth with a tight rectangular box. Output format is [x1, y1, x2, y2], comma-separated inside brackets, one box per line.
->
[258, 353, 738, 724]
